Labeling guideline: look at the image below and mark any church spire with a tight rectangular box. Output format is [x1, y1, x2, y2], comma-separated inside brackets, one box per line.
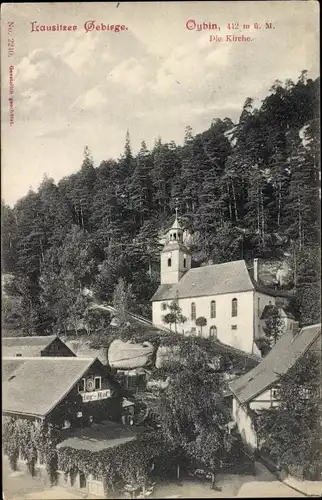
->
[160, 209, 191, 284]
[171, 207, 182, 231]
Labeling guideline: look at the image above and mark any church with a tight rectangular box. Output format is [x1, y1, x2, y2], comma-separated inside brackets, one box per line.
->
[150, 213, 294, 356]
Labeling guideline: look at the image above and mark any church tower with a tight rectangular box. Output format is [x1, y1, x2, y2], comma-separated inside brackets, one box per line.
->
[160, 210, 191, 284]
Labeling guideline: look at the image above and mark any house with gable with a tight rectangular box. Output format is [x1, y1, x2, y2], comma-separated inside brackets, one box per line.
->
[2, 335, 76, 358]
[228, 323, 321, 453]
[2, 355, 141, 496]
[150, 212, 293, 356]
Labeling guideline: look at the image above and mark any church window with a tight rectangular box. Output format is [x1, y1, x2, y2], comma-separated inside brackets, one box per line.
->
[161, 302, 167, 311]
[258, 298, 260, 317]
[168, 258, 172, 267]
[209, 325, 217, 339]
[232, 298, 238, 317]
[191, 302, 196, 320]
[173, 233, 177, 240]
[183, 258, 186, 268]
[210, 300, 216, 318]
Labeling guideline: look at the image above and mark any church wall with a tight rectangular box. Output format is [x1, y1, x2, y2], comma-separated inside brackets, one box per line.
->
[153, 290, 256, 354]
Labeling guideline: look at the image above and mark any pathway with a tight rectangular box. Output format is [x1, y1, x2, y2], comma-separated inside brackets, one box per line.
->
[3, 457, 304, 499]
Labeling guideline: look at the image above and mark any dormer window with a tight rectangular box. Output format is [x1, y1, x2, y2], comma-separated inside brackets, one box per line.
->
[78, 378, 86, 393]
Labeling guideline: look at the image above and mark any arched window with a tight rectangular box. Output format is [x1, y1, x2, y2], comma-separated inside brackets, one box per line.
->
[210, 300, 216, 318]
[209, 325, 217, 339]
[232, 298, 238, 317]
[173, 233, 177, 240]
[168, 258, 171, 267]
[183, 258, 186, 268]
[191, 302, 196, 320]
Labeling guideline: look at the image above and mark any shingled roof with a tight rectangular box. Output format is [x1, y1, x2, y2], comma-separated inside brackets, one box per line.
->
[229, 323, 321, 404]
[151, 260, 286, 301]
[2, 335, 75, 357]
[2, 357, 97, 417]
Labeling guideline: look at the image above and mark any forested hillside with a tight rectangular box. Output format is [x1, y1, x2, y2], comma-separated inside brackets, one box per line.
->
[2, 71, 320, 336]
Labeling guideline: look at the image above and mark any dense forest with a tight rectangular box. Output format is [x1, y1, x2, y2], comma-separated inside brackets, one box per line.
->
[2, 70, 320, 336]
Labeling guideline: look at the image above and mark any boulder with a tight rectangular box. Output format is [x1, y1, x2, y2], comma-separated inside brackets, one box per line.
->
[146, 376, 170, 390]
[155, 344, 181, 369]
[108, 338, 155, 369]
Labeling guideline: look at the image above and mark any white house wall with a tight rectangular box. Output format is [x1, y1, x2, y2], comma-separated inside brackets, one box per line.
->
[248, 388, 279, 410]
[152, 290, 256, 354]
[232, 397, 258, 453]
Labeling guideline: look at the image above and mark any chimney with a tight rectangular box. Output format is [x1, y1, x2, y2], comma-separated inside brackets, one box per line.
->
[253, 258, 258, 282]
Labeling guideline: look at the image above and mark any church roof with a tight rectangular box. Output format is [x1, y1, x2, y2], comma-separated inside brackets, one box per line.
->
[170, 214, 182, 230]
[151, 260, 256, 301]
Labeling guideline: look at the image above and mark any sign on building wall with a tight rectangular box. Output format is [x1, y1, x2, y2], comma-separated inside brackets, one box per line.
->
[81, 389, 111, 402]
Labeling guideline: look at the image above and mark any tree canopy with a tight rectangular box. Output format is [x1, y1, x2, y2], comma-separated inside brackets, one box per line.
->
[1, 72, 320, 336]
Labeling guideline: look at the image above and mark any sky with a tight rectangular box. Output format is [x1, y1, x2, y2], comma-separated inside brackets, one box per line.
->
[1, 1, 319, 206]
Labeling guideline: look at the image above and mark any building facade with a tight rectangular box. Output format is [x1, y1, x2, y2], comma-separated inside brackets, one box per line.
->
[2, 335, 76, 358]
[3, 355, 135, 496]
[229, 324, 322, 453]
[151, 215, 290, 356]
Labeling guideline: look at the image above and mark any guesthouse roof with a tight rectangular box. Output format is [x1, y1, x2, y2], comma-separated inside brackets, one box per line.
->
[229, 323, 321, 404]
[2, 335, 76, 357]
[2, 356, 99, 417]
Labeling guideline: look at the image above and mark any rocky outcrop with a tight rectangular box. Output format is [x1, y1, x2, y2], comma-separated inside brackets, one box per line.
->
[108, 338, 155, 369]
[155, 344, 182, 369]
